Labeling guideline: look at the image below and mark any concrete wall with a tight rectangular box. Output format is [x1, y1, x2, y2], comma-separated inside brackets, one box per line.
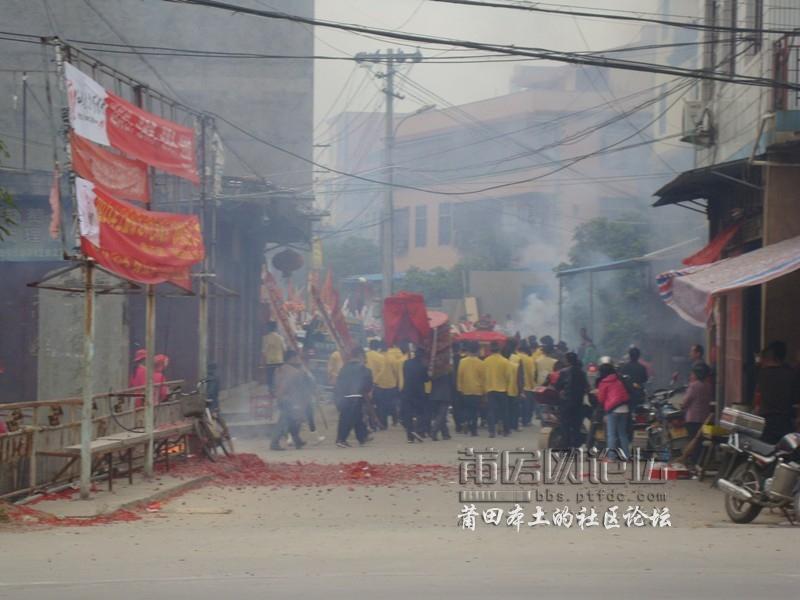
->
[761, 164, 800, 358]
[0, 0, 314, 189]
[697, 4, 800, 166]
[37, 269, 128, 400]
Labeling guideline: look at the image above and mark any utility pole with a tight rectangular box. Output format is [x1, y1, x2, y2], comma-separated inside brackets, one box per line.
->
[355, 49, 422, 300]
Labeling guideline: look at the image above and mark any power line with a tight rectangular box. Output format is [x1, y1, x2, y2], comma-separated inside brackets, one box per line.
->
[0, 30, 752, 66]
[571, 18, 679, 175]
[427, 0, 798, 35]
[393, 73, 689, 180]
[159, 0, 800, 91]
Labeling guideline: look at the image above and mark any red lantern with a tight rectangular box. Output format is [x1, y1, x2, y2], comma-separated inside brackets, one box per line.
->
[272, 248, 304, 278]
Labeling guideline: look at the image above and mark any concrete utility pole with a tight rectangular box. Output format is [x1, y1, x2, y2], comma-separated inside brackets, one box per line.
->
[355, 49, 422, 300]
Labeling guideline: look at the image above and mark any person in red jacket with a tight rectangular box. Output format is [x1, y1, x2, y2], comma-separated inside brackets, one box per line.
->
[154, 354, 170, 404]
[596, 363, 630, 461]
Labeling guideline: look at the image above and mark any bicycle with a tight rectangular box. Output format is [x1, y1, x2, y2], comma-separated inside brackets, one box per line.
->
[173, 380, 235, 461]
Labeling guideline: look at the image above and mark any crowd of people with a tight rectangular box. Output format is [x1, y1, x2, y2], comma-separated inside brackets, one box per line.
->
[262, 318, 799, 462]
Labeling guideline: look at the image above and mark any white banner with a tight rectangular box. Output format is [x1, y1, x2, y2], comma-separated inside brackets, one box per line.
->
[64, 62, 109, 146]
[75, 177, 100, 246]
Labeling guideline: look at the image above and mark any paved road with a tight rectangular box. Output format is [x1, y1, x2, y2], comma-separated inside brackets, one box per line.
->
[2, 424, 798, 599]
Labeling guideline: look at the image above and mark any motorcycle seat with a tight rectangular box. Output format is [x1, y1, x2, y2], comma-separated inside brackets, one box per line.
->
[742, 436, 775, 456]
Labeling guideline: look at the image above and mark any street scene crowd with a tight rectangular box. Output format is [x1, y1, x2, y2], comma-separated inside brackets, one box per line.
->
[264, 320, 800, 469]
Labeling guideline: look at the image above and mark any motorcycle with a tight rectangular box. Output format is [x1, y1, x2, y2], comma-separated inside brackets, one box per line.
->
[716, 407, 800, 524]
[535, 377, 595, 450]
[631, 385, 688, 460]
[533, 383, 565, 448]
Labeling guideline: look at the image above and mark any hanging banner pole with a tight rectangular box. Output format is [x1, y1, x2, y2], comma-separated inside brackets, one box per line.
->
[198, 117, 209, 384]
[144, 284, 156, 477]
[79, 260, 95, 500]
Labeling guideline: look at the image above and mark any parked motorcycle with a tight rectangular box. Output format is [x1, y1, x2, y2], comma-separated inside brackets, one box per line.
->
[535, 382, 596, 450]
[716, 407, 800, 524]
[631, 385, 688, 460]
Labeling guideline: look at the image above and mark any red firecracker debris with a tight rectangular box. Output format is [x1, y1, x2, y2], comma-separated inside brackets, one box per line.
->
[161, 453, 454, 489]
[4, 454, 453, 530]
[2, 502, 141, 528]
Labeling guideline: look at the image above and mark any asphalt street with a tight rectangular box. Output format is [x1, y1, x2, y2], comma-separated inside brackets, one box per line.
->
[2, 423, 799, 599]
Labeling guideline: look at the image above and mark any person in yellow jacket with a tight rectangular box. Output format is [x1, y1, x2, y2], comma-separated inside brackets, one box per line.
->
[368, 339, 393, 429]
[357, 340, 384, 431]
[384, 341, 408, 425]
[483, 342, 511, 438]
[456, 341, 485, 436]
[262, 321, 285, 394]
[518, 340, 536, 426]
[535, 337, 558, 386]
[530, 337, 544, 366]
[506, 339, 523, 432]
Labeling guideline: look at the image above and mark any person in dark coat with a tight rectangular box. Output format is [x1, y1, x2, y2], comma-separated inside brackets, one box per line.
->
[555, 352, 589, 448]
[402, 348, 430, 443]
[429, 373, 452, 441]
[334, 346, 373, 448]
[619, 346, 648, 408]
[270, 351, 315, 451]
[205, 362, 221, 413]
[756, 341, 800, 444]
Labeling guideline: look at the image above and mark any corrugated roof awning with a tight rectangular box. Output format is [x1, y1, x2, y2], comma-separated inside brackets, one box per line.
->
[658, 235, 800, 326]
[652, 158, 760, 209]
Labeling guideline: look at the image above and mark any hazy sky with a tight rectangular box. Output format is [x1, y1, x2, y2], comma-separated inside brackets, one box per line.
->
[312, 0, 676, 140]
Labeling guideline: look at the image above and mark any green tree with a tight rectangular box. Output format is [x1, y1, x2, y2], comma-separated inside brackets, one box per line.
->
[567, 216, 646, 267]
[561, 214, 650, 357]
[322, 236, 381, 282]
[0, 139, 16, 240]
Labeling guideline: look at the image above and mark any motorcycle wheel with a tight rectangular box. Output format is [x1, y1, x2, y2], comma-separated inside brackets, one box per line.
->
[724, 462, 763, 524]
[794, 489, 800, 520]
[548, 427, 566, 449]
[215, 414, 235, 457]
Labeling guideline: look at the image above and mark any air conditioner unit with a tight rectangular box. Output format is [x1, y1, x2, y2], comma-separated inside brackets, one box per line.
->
[681, 100, 714, 147]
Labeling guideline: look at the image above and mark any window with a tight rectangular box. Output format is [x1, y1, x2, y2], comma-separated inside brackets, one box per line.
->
[414, 205, 427, 248]
[394, 207, 409, 256]
[438, 202, 453, 246]
[719, 0, 740, 75]
[742, 0, 763, 55]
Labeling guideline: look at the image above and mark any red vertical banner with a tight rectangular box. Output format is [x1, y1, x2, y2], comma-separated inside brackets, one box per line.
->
[310, 282, 353, 361]
[262, 269, 301, 355]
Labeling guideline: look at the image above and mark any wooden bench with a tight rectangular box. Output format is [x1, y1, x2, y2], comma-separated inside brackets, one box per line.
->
[40, 421, 194, 491]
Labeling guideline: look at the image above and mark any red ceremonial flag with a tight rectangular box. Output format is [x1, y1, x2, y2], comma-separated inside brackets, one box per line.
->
[310, 281, 353, 360]
[262, 269, 301, 354]
[330, 298, 353, 355]
[106, 92, 199, 184]
[321, 269, 335, 310]
[682, 223, 741, 266]
[70, 132, 150, 204]
[76, 179, 203, 290]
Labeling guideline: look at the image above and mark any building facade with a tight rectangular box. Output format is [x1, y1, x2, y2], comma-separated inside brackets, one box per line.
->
[0, 1, 316, 402]
[655, 0, 800, 407]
